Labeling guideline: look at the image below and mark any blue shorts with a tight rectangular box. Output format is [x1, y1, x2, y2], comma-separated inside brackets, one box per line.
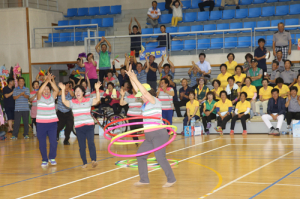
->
[5, 107, 14, 120]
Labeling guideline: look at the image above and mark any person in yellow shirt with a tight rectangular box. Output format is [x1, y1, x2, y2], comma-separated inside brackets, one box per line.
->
[225, 53, 238, 75]
[274, 77, 290, 99]
[230, 92, 251, 135]
[234, 65, 246, 87]
[183, 91, 200, 128]
[211, 79, 223, 101]
[241, 77, 257, 114]
[292, 74, 300, 96]
[214, 91, 233, 135]
[217, 64, 232, 89]
[255, 78, 272, 116]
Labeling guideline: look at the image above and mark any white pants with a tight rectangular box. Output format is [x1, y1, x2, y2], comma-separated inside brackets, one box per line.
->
[255, 101, 268, 114]
[261, 114, 284, 130]
[250, 100, 256, 114]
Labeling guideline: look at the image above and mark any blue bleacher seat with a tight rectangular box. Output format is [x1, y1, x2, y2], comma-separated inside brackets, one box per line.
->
[68, 20, 80, 29]
[240, 0, 252, 5]
[157, 2, 166, 11]
[235, 9, 248, 19]
[111, 5, 121, 14]
[70, 32, 82, 42]
[237, 36, 251, 48]
[190, 25, 203, 35]
[142, 28, 153, 38]
[78, 8, 88, 17]
[182, 0, 191, 9]
[253, 0, 265, 3]
[225, 37, 237, 48]
[197, 39, 210, 49]
[222, 10, 235, 20]
[261, 6, 275, 17]
[56, 20, 69, 30]
[100, 6, 111, 15]
[98, 31, 105, 37]
[256, 21, 270, 32]
[154, 28, 161, 34]
[253, 35, 265, 46]
[159, 14, 173, 24]
[209, 11, 222, 20]
[285, 18, 299, 30]
[81, 31, 95, 42]
[91, 18, 102, 27]
[271, 19, 284, 27]
[290, 4, 300, 15]
[178, 26, 190, 36]
[216, 23, 229, 34]
[215, 0, 222, 7]
[275, 5, 289, 16]
[171, 40, 184, 51]
[102, 18, 114, 27]
[248, 7, 261, 18]
[290, 34, 295, 44]
[45, 33, 59, 43]
[89, 7, 100, 16]
[243, 21, 256, 33]
[78, 19, 91, 29]
[203, 24, 216, 35]
[184, 12, 197, 22]
[210, 38, 223, 49]
[192, 0, 201, 8]
[266, 0, 277, 2]
[146, 42, 159, 50]
[265, 35, 273, 47]
[59, 33, 71, 42]
[230, 22, 243, 33]
[279, 0, 289, 1]
[293, 34, 299, 45]
[65, 8, 77, 17]
[183, 40, 196, 50]
[197, 11, 209, 21]
[166, 27, 178, 34]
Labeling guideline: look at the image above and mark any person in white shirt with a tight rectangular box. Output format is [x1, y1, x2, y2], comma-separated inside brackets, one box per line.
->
[192, 53, 211, 80]
[170, 0, 183, 27]
[147, 1, 161, 28]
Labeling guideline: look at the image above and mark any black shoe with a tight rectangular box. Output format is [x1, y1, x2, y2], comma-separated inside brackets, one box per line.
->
[236, 5, 240, 9]
[56, 137, 59, 141]
[219, 7, 224, 10]
[64, 141, 70, 145]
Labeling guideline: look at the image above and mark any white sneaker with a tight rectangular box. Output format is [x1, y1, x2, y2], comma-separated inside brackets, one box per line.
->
[287, 125, 291, 129]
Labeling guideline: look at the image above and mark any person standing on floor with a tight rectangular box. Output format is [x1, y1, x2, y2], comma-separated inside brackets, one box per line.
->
[157, 77, 174, 125]
[29, 81, 40, 135]
[202, 91, 217, 135]
[3, 78, 15, 133]
[285, 86, 300, 129]
[59, 81, 101, 168]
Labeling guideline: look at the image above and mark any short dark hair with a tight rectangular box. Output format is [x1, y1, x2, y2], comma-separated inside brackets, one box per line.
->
[149, 88, 156, 96]
[136, 62, 143, 67]
[161, 77, 169, 87]
[40, 82, 52, 91]
[262, 78, 269, 83]
[77, 58, 81, 62]
[290, 86, 298, 93]
[167, 74, 173, 80]
[220, 63, 227, 70]
[87, 53, 94, 60]
[74, 85, 86, 96]
[206, 91, 215, 99]
[106, 70, 113, 75]
[297, 74, 300, 80]
[220, 90, 227, 97]
[271, 88, 279, 94]
[235, 65, 243, 72]
[278, 22, 284, 26]
[107, 82, 115, 88]
[272, 60, 279, 66]
[275, 77, 284, 84]
[160, 25, 166, 29]
[163, 63, 170, 68]
[132, 25, 138, 30]
[245, 53, 253, 60]
[276, 50, 282, 54]
[244, 76, 252, 83]
[181, 78, 188, 83]
[188, 91, 195, 98]
[101, 43, 107, 48]
[120, 67, 126, 71]
[7, 78, 14, 84]
[227, 53, 235, 60]
[197, 77, 207, 85]
[284, 59, 293, 66]
[227, 76, 235, 82]
[258, 38, 265, 44]
[152, 0, 157, 4]
[18, 77, 25, 82]
[212, 79, 221, 87]
[199, 53, 206, 58]
[32, 80, 39, 88]
[240, 92, 248, 98]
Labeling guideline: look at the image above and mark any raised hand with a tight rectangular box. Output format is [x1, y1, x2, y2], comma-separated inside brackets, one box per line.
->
[161, 55, 164, 62]
[120, 88, 125, 96]
[167, 55, 170, 62]
[58, 82, 65, 90]
[94, 81, 102, 90]
[192, 61, 195, 65]
[112, 60, 115, 65]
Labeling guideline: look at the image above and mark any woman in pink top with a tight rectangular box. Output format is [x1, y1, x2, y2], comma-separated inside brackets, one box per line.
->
[78, 53, 98, 92]
[29, 80, 40, 135]
[98, 82, 120, 115]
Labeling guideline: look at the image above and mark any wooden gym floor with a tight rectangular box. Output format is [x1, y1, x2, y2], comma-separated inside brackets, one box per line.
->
[0, 129, 300, 199]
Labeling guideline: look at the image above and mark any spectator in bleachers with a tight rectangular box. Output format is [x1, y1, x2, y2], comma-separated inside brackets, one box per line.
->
[247, 59, 262, 97]
[217, 64, 232, 89]
[129, 18, 142, 57]
[170, 0, 183, 27]
[145, 55, 158, 91]
[147, 1, 161, 28]
[3, 78, 15, 133]
[285, 86, 300, 129]
[211, 79, 223, 101]
[166, 74, 178, 102]
[254, 38, 268, 73]
[274, 77, 289, 99]
[182, 91, 200, 130]
[158, 55, 175, 79]
[78, 73, 91, 98]
[262, 88, 285, 136]
[234, 65, 246, 88]
[280, 60, 297, 88]
[103, 70, 118, 90]
[70, 58, 85, 85]
[293, 74, 300, 96]
[95, 36, 112, 87]
[214, 91, 233, 135]
[230, 92, 250, 135]
[174, 78, 192, 117]
[157, 77, 174, 125]
[98, 82, 120, 115]
[273, 22, 292, 60]
[198, 0, 215, 12]
[188, 63, 201, 89]
[273, 50, 285, 72]
[255, 78, 272, 116]
[219, 0, 240, 11]
[226, 76, 240, 106]
[193, 53, 211, 80]
[242, 53, 253, 73]
[225, 53, 237, 75]
[78, 53, 98, 92]
[266, 61, 280, 86]
[113, 62, 128, 87]
[125, 53, 137, 70]
[165, 0, 173, 14]
[202, 91, 217, 134]
[131, 59, 150, 84]
[241, 77, 257, 114]
[195, 77, 209, 114]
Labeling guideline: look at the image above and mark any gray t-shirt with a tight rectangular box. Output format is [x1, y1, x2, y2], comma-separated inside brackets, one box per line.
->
[286, 96, 300, 112]
[273, 30, 292, 46]
[270, 70, 280, 81]
[274, 59, 285, 72]
[280, 70, 297, 84]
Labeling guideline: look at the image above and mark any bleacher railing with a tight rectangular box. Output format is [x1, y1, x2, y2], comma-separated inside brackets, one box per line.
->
[0, 0, 58, 11]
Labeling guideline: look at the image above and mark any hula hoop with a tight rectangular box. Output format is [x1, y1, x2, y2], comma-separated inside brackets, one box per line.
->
[115, 157, 179, 168]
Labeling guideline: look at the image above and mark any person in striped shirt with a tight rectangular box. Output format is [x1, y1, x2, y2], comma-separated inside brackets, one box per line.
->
[29, 81, 40, 136]
[125, 64, 176, 187]
[103, 70, 118, 89]
[36, 73, 59, 167]
[157, 77, 174, 125]
[59, 81, 102, 169]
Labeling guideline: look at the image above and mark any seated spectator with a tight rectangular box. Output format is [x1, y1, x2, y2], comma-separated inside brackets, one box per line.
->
[77, 73, 91, 98]
[147, 1, 161, 28]
[174, 78, 192, 117]
[274, 50, 285, 72]
[241, 77, 257, 114]
[274, 77, 290, 99]
[255, 79, 272, 116]
[254, 38, 269, 73]
[193, 53, 211, 80]
[225, 53, 238, 75]
[182, 91, 200, 126]
[226, 76, 240, 106]
[158, 55, 175, 79]
[166, 74, 178, 102]
[70, 59, 85, 85]
[128, 18, 142, 57]
[262, 88, 286, 136]
[230, 92, 251, 135]
[113, 63, 128, 87]
[214, 91, 233, 135]
[198, 0, 215, 12]
[219, 0, 239, 10]
[165, 0, 173, 14]
[170, 0, 183, 27]
[234, 65, 246, 87]
[217, 64, 232, 89]
[3, 78, 15, 133]
[293, 74, 300, 96]
[285, 86, 300, 129]
[202, 91, 217, 134]
[266, 60, 280, 86]
[98, 82, 120, 115]
[157, 77, 174, 125]
[247, 59, 263, 96]
[103, 70, 117, 89]
[280, 60, 297, 87]
[242, 53, 253, 73]
[188, 64, 201, 89]
[78, 53, 98, 92]
[211, 79, 223, 101]
[195, 77, 209, 114]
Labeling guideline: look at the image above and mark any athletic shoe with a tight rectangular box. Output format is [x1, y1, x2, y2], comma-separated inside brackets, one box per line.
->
[41, 161, 48, 167]
[48, 159, 57, 165]
[82, 164, 87, 169]
[230, 130, 234, 135]
[134, 181, 149, 186]
[242, 130, 247, 135]
[24, 135, 30, 139]
[163, 181, 176, 188]
[214, 127, 223, 135]
[268, 128, 275, 135]
[10, 136, 17, 140]
[205, 131, 210, 135]
[206, 122, 211, 129]
[273, 128, 280, 136]
[63, 141, 70, 145]
[287, 125, 291, 129]
[92, 161, 98, 168]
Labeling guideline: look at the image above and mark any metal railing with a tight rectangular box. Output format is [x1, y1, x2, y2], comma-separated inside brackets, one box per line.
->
[0, 0, 58, 11]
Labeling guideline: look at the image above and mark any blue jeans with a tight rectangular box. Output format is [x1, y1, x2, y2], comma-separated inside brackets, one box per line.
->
[183, 115, 200, 126]
[162, 110, 173, 125]
[76, 125, 96, 165]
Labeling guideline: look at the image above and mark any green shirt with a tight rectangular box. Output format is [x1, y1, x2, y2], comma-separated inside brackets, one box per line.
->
[99, 51, 111, 70]
[202, 100, 217, 116]
[248, 68, 262, 87]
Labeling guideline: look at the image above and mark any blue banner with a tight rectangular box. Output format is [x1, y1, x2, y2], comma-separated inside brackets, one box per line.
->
[139, 47, 166, 60]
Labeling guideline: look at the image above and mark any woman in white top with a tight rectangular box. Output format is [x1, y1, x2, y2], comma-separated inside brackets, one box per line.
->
[170, 0, 183, 27]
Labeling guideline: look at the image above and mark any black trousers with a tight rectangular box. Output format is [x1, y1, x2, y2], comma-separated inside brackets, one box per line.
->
[198, 1, 215, 12]
[32, 118, 36, 128]
[256, 86, 262, 99]
[99, 70, 109, 90]
[286, 112, 300, 125]
[98, 103, 120, 115]
[174, 100, 189, 117]
[202, 113, 216, 131]
[217, 114, 232, 130]
[119, 104, 129, 115]
[230, 114, 250, 131]
[128, 116, 143, 141]
[56, 110, 74, 142]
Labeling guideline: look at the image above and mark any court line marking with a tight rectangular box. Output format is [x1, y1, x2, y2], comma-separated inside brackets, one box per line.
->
[231, 144, 299, 145]
[198, 151, 293, 198]
[68, 144, 231, 199]
[236, 181, 300, 187]
[16, 137, 220, 199]
[249, 166, 300, 198]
